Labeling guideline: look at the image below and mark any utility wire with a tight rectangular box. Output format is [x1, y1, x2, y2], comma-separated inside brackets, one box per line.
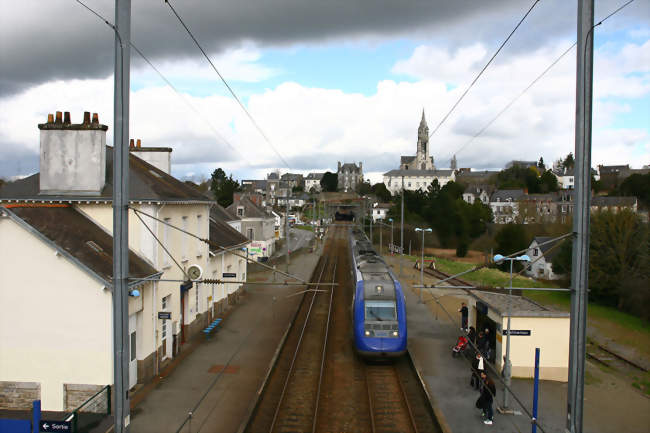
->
[451, 0, 635, 158]
[74, 0, 252, 167]
[164, 0, 292, 170]
[429, 0, 541, 139]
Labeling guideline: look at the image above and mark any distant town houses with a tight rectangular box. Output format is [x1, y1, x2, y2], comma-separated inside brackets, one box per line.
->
[371, 202, 391, 222]
[305, 172, 324, 193]
[337, 161, 364, 192]
[0, 111, 250, 411]
[383, 110, 456, 195]
[462, 184, 494, 205]
[227, 195, 276, 260]
[598, 164, 650, 190]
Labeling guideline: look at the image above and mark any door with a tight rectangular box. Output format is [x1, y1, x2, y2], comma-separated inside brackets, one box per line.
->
[128, 314, 137, 389]
[162, 295, 172, 360]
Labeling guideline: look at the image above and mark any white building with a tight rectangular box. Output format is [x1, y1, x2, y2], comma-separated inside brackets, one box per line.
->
[0, 110, 249, 411]
[372, 203, 391, 222]
[305, 172, 324, 193]
[227, 196, 276, 260]
[525, 237, 562, 280]
[490, 189, 525, 224]
[462, 185, 493, 205]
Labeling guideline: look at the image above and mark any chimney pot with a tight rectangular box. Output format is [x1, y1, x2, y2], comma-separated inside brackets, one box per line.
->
[129, 139, 135, 148]
[47, 114, 54, 123]
[83, 112, 91, 125]
[136, 139, 141, 148]
[64, 112, 71, 124]
[55, 111, 62, 123]
[92, 113, 98, 124]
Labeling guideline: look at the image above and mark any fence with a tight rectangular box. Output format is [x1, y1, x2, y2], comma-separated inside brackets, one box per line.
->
[65, 385, 111, 433]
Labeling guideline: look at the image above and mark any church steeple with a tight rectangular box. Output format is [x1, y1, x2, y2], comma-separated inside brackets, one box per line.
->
[416, 109, 433, 170]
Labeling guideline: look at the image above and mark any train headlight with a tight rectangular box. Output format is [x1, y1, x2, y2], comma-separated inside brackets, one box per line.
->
[365, 330, 371, 336]
[392, 331, 399, 337]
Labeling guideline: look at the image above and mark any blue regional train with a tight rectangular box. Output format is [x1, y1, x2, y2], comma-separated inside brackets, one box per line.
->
[350, 228, 407, 357]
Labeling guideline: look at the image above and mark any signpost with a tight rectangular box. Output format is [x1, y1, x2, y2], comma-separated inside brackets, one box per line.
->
[40, 420, 71, 432]
[503, 330, 531, 336]
[222, 273, 237, 278]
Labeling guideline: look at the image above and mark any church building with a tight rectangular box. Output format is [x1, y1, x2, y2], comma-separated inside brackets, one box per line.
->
[383, 110, 455, 195]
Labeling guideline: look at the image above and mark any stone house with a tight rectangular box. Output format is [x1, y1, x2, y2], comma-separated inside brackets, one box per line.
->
[337, 162, 363, 192]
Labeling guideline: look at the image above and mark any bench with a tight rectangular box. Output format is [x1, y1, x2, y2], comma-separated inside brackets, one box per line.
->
[202, 318, 223, 339]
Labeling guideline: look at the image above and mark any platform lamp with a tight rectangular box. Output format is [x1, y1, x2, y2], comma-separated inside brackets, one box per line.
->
[493, 253, 531, 411]
[415, 228, 433, 303]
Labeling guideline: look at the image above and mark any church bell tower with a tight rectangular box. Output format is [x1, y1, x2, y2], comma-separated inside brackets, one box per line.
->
[416, 110, 434, 170]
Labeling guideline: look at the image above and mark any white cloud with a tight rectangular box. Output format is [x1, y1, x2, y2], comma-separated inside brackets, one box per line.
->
[1, 36, 649, 182]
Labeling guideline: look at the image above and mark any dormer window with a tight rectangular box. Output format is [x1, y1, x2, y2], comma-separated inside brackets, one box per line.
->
[237, 206, 244, 217]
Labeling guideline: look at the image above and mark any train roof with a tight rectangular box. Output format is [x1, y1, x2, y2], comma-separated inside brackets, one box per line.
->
[350, 228, 397, 301]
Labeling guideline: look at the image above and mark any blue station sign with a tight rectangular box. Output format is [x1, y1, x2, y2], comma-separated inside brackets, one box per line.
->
[40, 420, 71, 432]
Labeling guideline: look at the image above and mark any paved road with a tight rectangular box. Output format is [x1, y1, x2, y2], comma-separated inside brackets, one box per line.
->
[275, 227, 314, 258]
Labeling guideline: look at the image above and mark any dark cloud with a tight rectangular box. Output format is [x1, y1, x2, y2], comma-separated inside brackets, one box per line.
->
[6, 0, 642, 96]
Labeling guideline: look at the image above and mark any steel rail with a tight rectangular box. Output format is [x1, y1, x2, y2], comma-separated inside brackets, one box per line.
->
[268, 256, 331, 432]
[311, 259, 338, 433]
[365, 367, 377, 433]
[395, 366, 420, 433]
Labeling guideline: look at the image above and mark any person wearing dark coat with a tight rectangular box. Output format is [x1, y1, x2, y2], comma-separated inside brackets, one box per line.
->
[458, 302, 469, 330]
[478, 372, 496, 425]
[470, 352, 484, 390]
[467, 326, 477, 344]
[476, 331, 486, 355]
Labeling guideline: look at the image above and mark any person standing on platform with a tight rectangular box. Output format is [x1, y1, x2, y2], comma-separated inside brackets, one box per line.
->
[458, 302, 468, 331]
[479, 372, 496, 425]
[470, 352, 484, 390]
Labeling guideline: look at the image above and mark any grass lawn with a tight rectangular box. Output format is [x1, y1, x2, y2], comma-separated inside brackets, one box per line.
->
[294, 224, 314, 232]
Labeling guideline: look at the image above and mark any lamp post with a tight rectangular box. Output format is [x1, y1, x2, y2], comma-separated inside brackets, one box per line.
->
[493, 253, 531, 411]
[379, 217, 382, 254]
[390, 218, 394, 253]
[415, 228, 433, 303]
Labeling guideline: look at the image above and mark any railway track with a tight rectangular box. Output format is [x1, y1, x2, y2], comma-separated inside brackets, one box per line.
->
[244, 225, 441, 433]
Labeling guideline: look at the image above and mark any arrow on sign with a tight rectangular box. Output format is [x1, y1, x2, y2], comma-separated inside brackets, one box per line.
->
[42, 423, 50, 431]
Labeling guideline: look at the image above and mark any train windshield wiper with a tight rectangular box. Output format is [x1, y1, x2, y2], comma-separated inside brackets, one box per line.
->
[368, 310, 383, 321]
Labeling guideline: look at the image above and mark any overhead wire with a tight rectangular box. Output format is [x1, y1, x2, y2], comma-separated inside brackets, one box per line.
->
[164, 0, 292, 170]
[73, 0, 252, 168]
[428, 0, 542, 139]
[450, 0, 636, 159]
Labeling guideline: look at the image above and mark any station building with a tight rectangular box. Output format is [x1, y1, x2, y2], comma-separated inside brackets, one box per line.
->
[0, 111, 250, 411]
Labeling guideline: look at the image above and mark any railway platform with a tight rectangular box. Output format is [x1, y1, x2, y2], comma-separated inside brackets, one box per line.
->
[125, 250, 321, 433]
[391, 255, 650, 433]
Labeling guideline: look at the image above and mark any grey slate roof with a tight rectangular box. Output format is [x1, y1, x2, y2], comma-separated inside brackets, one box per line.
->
[226, 197, 271, 219]
[306, 172, 324, 180]
[383, 169, 454, 177]
[472, 290, 568, 317]
[0, 147, 211, 204]
[591, 196, 637, 207]
[210, 203, 239, 222]
[490, 189, 525, 202]
[209, 217, 249, 251]
[340, 163, 361, 172]
[532, 236, 562, 261]
[2, 205, 159, 286]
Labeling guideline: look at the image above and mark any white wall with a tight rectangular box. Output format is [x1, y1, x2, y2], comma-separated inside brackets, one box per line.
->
[0, 217, 112, 411]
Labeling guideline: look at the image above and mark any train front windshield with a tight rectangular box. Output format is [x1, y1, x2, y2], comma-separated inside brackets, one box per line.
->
[365, 300, 396, 321]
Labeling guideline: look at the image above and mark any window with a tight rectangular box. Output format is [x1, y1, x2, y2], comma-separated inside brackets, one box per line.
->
[161, 295, 170, 339]
[130, 331, 136, 362]
[533, 248, 539, 256]
[247, 228, 254, 240]
[182, 216, 188, 261]
[163, 218, 171, 267]
[237, 207, 244, 217]
[365, 300, 397, 321]
[196, 215, 203, 257]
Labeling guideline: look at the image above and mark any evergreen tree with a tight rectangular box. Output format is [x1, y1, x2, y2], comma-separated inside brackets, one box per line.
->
[320, 172, 338, 192]
[210, 168, 240, 207]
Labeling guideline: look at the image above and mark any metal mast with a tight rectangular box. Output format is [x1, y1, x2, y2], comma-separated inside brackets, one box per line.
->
[567, 1, 594, 432]
[112, 1, 131, 432]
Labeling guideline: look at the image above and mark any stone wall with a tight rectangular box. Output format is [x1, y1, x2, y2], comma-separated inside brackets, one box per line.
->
[64, 384, 108, 413]
[0, 381, 40, 410]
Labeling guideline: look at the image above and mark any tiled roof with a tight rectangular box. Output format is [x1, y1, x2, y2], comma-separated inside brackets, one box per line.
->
[226, 197, 271, 219]
[0, 147, 211, 204]
[532, 236, 562, 261]
[210, 203, 239, 222]
[2, 205, 159, 286]
[490, 189, 525, 202]
[384, 169, 454, 177]
[591, 196, 637, 207]
[306, 172, 324, 180]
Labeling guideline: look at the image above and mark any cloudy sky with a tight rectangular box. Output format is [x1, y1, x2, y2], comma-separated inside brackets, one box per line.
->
[1, 0, 648, 183]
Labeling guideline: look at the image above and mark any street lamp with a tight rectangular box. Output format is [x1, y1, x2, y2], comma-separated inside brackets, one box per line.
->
[415, 228, 433, 303]
[493, 253, 531, 411]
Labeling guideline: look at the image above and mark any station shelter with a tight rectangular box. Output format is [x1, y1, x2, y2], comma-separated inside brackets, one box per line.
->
[464, 290, 570, 382]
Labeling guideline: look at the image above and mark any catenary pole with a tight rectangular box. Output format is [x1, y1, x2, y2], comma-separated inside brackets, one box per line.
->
[286, 196, 290, 273]
[400, 175, 404, 276]
[112, 1, 131, 432]
[567, 1, 594, 432]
